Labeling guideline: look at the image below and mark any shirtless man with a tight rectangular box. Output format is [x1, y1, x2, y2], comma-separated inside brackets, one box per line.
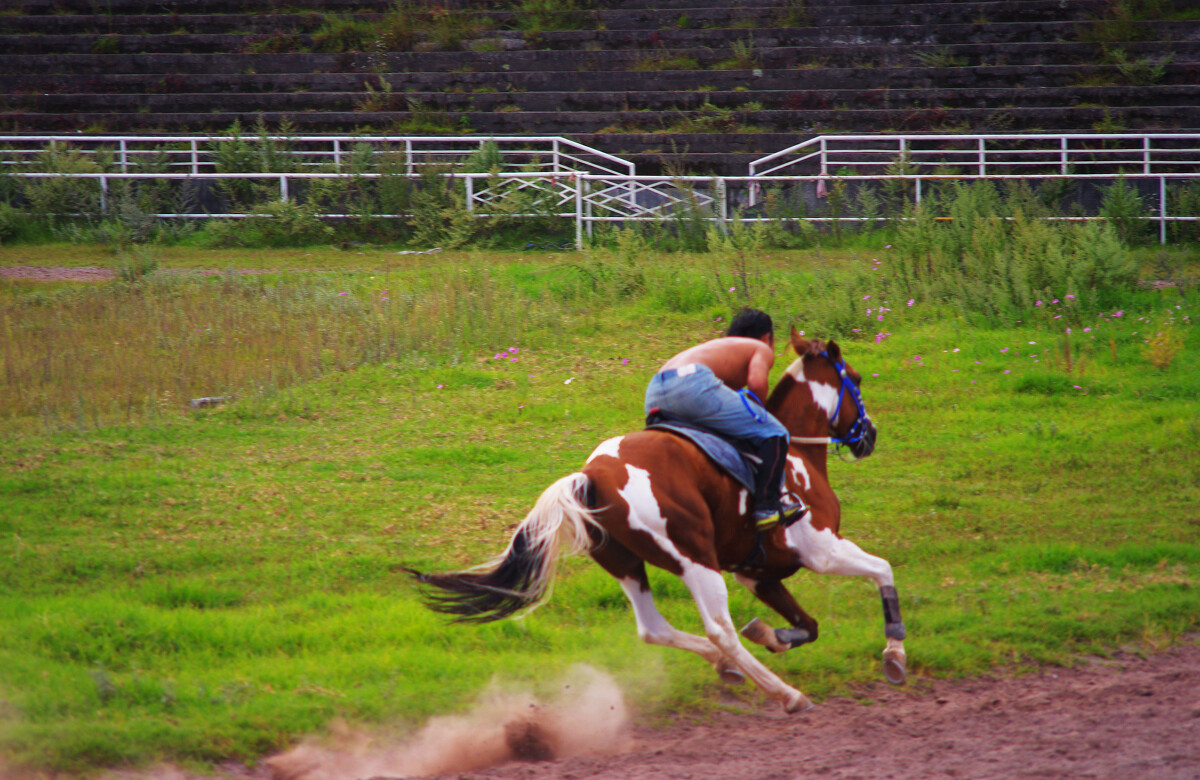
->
[645, 308, 804, 528]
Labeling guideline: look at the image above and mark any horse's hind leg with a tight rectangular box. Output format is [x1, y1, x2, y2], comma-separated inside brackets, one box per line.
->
[616, 575, 745, 686]
[682, 565, 812, 713]
[592, 542, 745, 685]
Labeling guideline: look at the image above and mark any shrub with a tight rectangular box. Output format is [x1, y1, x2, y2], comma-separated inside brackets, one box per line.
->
[892, 181, 1137, 324]
[23, 142, 107, 225]
[246, 200, 335, 247]
[408, 170, 476, 250]
[115, 246, 160, 282]
[1142, 317, 1185, 370]
[1167, 180, 1200, 243]
[1100, 177, 1150, 246]
[0, 201, 21, 243]
[312, 15, 377, 52]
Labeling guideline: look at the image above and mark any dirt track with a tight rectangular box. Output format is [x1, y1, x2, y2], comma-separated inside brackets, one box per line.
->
[440, 643, 1200, 780]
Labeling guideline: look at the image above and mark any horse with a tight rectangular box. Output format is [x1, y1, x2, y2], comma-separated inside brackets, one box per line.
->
[410, 327, 906, 713]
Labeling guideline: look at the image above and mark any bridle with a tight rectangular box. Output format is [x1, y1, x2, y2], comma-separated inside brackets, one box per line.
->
[790, 350, 873, 450]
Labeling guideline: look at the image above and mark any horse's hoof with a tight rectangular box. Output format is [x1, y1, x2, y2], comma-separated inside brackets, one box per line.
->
[716, 660, 747, 685]
[740, 618, 789, 653]
[883, 647, 907, 685]
[783, 690, 814, 713]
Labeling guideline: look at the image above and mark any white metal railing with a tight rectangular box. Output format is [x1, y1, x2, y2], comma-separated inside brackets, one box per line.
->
[749, 133, 1200, 185]
[0, 135, 636, 178]
[578, 173, 1199, 247]
[5, 134, 1200, 247]
[9, 170, 1200, 247]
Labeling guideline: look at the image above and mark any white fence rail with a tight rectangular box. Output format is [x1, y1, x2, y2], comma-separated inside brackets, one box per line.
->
[0, 134, 636, 178]
[749, 133, 1200, 181]
[4, 134, 1200, 247]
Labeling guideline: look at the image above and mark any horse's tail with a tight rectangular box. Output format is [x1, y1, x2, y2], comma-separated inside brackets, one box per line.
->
[410, 472, 602, 623]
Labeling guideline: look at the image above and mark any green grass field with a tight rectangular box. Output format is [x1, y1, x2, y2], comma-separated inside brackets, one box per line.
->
[1, 238, 1198, 776]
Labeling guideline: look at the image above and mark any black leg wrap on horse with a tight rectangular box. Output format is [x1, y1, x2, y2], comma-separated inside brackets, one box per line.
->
[880, 585, 907, 640]
[775, 627, 815, 648]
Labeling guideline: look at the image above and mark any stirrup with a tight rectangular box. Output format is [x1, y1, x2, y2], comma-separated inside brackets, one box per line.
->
[753, 502, 807, 530]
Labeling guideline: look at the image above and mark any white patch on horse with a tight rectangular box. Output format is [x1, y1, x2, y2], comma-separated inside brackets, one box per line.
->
[807, 380, 840, 422]
[784, 358, 806, 381]
[586, 436, 624, 463]
[618, 464, 689, 565]
[783, 514, 895, 588]
[737, 489, 749, 516]
[786, 454, 811, 492]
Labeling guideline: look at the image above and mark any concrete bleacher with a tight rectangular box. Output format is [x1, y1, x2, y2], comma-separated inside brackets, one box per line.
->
[2, 0, 1196, 174]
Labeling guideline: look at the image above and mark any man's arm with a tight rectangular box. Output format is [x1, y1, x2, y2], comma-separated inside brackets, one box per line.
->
[745, 343, 774, 401]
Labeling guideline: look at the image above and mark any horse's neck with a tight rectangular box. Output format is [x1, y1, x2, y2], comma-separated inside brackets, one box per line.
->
[791, 441, 830, 480]
[768, 375, 832, 478]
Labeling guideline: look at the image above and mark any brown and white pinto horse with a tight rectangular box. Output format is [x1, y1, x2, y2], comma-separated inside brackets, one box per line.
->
[412, 328, 906, 713]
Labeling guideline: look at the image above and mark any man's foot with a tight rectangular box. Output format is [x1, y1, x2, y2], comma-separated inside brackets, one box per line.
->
[753, 502, 807, 529]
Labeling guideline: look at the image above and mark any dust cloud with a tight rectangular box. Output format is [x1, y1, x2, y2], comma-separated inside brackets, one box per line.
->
[266, 664, 630, 780]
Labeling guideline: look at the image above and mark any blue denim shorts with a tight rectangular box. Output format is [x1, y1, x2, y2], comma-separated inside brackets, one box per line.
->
[644, 363, 788, 444]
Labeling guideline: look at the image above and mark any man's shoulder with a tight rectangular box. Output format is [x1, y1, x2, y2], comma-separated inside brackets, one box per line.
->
[709, 336, 765, 351]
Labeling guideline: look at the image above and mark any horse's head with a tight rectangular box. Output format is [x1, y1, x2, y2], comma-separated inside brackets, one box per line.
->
[767, 326, 876, 459]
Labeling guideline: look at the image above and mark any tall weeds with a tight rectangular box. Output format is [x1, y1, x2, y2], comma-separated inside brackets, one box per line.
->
[893, 181, 1137, 324]
[0, 268, 570, 432]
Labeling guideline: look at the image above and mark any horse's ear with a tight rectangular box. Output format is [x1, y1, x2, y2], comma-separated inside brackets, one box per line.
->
[789, 325, 807, 354]
[825, 339, 843, 362]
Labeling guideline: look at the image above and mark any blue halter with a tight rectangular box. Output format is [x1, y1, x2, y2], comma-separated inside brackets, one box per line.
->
[822, 350, 871, 447]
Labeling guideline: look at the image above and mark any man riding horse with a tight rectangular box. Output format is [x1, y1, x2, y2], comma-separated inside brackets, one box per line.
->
[645, 307, 805, 529]
[411, 313, 906, 712]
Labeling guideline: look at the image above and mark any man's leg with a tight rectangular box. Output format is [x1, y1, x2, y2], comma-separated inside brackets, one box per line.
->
[751, 434, 805, 528]
[646, 367, 804, 525]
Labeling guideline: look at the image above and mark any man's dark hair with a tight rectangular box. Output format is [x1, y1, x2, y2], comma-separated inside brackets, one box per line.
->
[727, 308, 774, 339]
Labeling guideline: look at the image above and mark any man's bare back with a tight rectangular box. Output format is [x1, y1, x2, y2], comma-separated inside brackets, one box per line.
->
[660, 336, 775, 400]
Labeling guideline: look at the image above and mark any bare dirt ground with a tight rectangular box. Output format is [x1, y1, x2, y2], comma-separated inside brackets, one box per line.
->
[0, 266, 283, 282]
[0, 265, 117, 282]
[186, 642, 1200, 780]
[440, 643, 1200, 780]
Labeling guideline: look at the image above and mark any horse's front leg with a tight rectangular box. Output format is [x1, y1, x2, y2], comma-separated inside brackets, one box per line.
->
[784, 517, 908, 685]
[733, 575, 821, 653]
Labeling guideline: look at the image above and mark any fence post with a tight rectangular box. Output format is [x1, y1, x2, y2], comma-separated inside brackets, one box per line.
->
[978, 137, 986, 177]
[333, 139, 342, 172]
[575, 175, 584, 250]
[717, 178, 728, 233]
[465, 175, 474, 212]
[280, 175, 288, 202]
[915, 176, 921, 207]
[119, 140, 129, 173]
[99, 175, 107, 213]
[1160, 176, 1167, 245]
[585, 177, 594, 240]
[191, 140, 200, 175]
